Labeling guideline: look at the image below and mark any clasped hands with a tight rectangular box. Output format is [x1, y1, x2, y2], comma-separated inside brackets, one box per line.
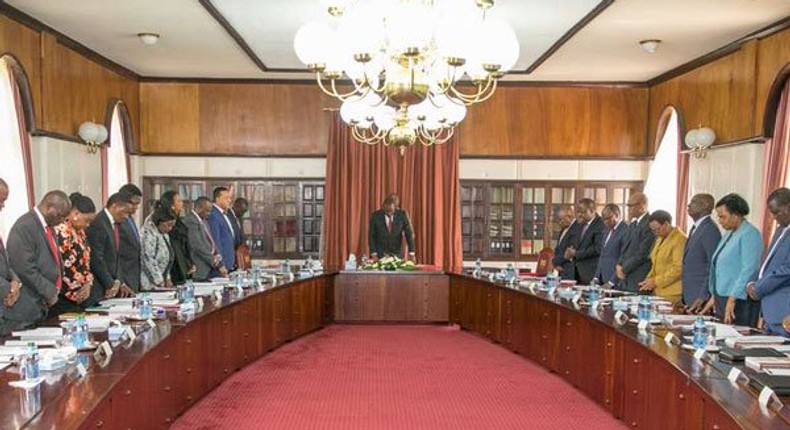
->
[3, 279, 21, 307]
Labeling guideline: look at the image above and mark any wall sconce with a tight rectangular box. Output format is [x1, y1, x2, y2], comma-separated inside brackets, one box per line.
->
[684, 125, 716, 158]
[78, 121, 108, 154]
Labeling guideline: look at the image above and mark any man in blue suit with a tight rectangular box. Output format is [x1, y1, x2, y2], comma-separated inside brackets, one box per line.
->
[552, 205, 581, 280]
[595, 203, 627, 287]
[748, 188, 790, 335]
[207, 186, 235, 276]
[682, 193, 721, 313]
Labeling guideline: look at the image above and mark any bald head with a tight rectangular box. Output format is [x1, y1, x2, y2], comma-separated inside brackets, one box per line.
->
[688, 193, 714, 221]
[38, 190, 71, 227]
[627, 192, 648, 220]
[0, 178, 7, 213]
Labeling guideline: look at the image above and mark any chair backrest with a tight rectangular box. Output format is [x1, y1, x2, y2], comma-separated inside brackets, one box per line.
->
[535, 247, 555, 276]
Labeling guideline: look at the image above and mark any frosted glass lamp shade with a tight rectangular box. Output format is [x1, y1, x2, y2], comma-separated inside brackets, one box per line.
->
[78, 122, 100, 143]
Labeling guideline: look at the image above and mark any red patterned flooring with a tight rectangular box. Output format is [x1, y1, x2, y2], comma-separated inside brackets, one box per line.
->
[173, 325, 627, 429]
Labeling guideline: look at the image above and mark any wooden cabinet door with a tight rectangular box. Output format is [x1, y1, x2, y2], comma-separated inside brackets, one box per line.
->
[149, 343, 178, 429]
[499, 289, 516, 350]
[111, 364, 154, 430]
[620, 340, 649, 429]
[449, 278, 465, 325]
[535, 301, 559, 371]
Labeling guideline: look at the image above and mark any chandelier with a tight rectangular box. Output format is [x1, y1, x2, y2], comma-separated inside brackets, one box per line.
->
[293, 0, 519, 153]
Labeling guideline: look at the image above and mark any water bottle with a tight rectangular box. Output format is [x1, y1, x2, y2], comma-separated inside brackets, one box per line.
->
[588, 280, 600, 304]
[546, 270, 559, 292]
[252, 265, 262, 287]
[473, 258, 482, 278]
[186, 280, 195, 302]
[692, 316, 708, 350]
[24, 342, 40, 382]
[637, 295, 651, 321]
[72, 314, 88, 349]
[140, 293, 153, 320]
[281, 259, 290, 275]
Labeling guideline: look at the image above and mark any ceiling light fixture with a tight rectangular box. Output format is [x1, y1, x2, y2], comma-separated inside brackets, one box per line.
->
[639, 39, 661, 54]
[137, 32, 160, 46]
[293, 0, 519, 153]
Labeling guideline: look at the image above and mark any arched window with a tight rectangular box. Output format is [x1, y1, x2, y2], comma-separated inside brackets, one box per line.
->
[0, 55, 34, 241]
[102, 100, 132, 201]
[644, 108, 681, 224]
[761, 67, 790, 239]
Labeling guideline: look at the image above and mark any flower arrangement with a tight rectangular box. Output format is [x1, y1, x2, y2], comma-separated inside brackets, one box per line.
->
[362, 256, 417, 271]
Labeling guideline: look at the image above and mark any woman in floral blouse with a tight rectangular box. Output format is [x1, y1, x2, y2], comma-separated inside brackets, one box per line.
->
[141, 206, 177, 291]
[50, 192, 96, 316]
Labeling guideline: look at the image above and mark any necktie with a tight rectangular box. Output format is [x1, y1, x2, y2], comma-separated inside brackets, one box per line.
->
[760, 226, 788, 279]
[45, 226, 62, 292]
[113, 223, 121, 252]
[126, 217, 140, 243]
[202, 218, 217, 253]
[604, 229, 613, 247]
[386, 215, 391, 233]
[581, 222, 589, 238]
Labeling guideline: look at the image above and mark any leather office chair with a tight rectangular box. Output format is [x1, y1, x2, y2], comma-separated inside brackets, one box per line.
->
[534, 247, 554, 277]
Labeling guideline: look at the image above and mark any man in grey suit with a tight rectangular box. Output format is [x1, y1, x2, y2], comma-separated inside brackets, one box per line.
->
[566, 198, 605, 285]
[3, 191, 71, 332]
[552, 205, 581, 280]
[682, 193, 721, 313]
[186, 197, 228, 281]
[0, 179, 22, 335]
[118, 184, 142, 292]
[616, 192, 655, 292]
[595, 204, 628, 287]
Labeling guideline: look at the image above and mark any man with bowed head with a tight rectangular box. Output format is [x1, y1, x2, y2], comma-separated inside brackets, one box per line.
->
[4, 191, 71, 331]
[616, 192, 655, 292]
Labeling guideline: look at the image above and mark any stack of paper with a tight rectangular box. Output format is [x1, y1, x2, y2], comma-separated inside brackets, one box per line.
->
[725, 336, 788, 349]
[11, 327, 63, 341]
[194, 283, 224, 297]
[745, 356, 790, 371]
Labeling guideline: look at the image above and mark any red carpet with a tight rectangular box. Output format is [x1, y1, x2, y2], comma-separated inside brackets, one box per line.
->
[173, 325, 626, 429]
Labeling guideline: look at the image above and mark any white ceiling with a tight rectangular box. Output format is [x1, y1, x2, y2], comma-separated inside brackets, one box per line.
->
[6, 0, 790, 81]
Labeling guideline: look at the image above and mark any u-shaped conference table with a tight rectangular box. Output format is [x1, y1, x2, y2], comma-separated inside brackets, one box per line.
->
[1, 271, 789, 429]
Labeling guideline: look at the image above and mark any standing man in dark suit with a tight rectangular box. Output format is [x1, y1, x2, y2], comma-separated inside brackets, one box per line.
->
[0, 179, 22, 335]
[118, 184, 142, 292]
[595, 203, 628, 287]
[551, 205, 580, 280]
[616, 192, 655, 292]
[682, 193, 721, 313]
[186, 196, 228, 281]
[566, 198, 605, 285]
[3, 191, 70, 331]
[748, 188, 790, 335]
[368, 194, 415, 260]
[230, 197, 248, 247]
[208, 187, 236, 273]
[86, 193, 134, 306]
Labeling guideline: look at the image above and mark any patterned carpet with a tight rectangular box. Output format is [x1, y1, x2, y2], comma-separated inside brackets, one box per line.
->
[173, 325, 626, 429]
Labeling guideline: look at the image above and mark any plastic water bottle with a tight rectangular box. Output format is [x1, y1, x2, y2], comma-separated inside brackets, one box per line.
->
[139, 293, 153, 320]
[72, 314, 88, 349]
[546, 270, 559, 292]
[588, 280, 600, 303]
[24, 342, 40, 382]
[473, 258, 482, 277]
[281, 259, 290, 275]
[692, 316, 708, 350]
[637, 295, 651, 321]
[506, 263, 516, 283]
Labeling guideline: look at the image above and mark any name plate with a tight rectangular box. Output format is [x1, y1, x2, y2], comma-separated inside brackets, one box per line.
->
[124, 326, 137, 343]
[664, 332, 678, 345]
[75, 362, 88, 378]
[146, 318, 157, 329]
[94, 341, 113, 361]
[213, 290, 223, 303]
[571, 293, 582, 305]
[614, 311, 628, 325]
[528, 283, 536, 294]
[197, 297, 205, 310]
[693, 348, 707, 360]
[759, 386, 779, 408]
[637, 320, 649, 331]
[728, 367, 744, 384]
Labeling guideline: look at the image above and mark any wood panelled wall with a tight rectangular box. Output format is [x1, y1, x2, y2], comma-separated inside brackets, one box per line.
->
[0, 15, 139, 144]
[648, 28, 790, 152]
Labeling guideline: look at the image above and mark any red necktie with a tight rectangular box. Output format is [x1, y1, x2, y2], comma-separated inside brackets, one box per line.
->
[113, 223, 121, 252]
[45, 226, 62, 292]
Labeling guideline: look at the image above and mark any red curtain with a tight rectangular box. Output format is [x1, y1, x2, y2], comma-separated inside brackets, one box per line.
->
[676, 131, 690, 232]
[761, 80, 790, 242]
[322, 113, 462, 272]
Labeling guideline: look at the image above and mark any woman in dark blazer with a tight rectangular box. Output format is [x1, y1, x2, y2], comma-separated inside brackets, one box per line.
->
[158, 191, 195, 285]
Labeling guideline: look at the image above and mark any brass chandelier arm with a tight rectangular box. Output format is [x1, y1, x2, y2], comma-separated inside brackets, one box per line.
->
[417, 125, 455, 146]
[352, 125, 386, 145]
[315, 73, 364, 101]
[445, 77, 498, 106]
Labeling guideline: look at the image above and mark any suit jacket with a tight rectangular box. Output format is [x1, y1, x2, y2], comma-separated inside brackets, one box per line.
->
[594, 221, 627, 286]
[4, 211, 61, 330]
[572, 216, 605, 284]
[118, 217, 141, 292]
[184, 211, 217, 281]
[682, 216, 721, 305]
[754, 226, 790, 326]
[228, 210, 245, 247]
[141, 219, 175, 291]
[709, 221, 762, 301]
[86, 210, 120, 306]
[368, 209, 415, 257]
[645, 227, 687, 299]
[552, 221, 581, 280]
[617, 213, 656, 292]
[168, 216, 194, 285]
[0, 236, 21, 334]
[208, 206, 235, 270]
